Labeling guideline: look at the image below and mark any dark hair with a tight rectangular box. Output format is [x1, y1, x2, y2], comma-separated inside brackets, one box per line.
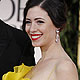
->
[22, 0, 67, 32]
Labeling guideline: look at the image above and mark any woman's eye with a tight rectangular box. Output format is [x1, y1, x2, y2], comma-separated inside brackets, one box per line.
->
[37, 21, 44, 24]
[25, 21, 31, 26]
[25, 21, 31, 24]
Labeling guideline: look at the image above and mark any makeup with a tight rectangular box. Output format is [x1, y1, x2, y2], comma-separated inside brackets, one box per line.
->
[30, 33, 42, 40]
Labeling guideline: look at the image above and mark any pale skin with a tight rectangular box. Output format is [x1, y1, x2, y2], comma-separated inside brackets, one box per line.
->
[24, 6, 79, 80]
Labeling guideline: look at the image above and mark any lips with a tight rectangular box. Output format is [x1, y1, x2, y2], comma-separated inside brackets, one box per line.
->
[31, 34, 42, 40]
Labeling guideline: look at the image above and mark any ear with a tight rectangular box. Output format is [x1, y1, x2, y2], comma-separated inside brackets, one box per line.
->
[55, 28, 60, 31]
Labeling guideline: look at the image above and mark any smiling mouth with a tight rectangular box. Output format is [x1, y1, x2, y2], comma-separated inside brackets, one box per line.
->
[31, 34, 42, 40]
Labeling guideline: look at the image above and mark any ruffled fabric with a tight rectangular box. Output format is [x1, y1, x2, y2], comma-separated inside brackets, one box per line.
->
[2, 63, 33, 80]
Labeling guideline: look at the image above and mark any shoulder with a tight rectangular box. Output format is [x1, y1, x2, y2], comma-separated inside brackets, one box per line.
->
[55, 59, 78, 80]
[56, 59, 76, 71]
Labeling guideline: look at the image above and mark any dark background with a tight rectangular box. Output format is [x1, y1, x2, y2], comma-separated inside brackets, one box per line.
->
[60, 0, 80, 79]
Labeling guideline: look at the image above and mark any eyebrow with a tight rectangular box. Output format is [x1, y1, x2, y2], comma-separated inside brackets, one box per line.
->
[26, 17, 45, 21]
[34, 18, 45, 21]
[26, 18, 31, 20]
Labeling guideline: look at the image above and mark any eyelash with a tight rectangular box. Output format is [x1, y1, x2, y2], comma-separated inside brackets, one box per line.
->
[37, 21, 44, 24]
[25, 20, 45, 25]
[25, 21, 31, 24]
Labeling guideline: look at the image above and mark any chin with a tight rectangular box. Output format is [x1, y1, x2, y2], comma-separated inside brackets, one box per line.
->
[32, 44, 40, 47]
[32, 42, 43, 47]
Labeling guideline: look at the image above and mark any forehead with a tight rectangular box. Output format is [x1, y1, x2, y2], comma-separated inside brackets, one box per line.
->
[26, 6, 48, 19]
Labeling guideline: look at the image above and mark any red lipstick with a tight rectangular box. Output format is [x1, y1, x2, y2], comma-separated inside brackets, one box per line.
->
[31, 34, 42, 40]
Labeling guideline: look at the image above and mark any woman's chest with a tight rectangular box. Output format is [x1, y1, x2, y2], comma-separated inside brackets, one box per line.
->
[27, 63, 56, 80]
[25, 59, 57, 80]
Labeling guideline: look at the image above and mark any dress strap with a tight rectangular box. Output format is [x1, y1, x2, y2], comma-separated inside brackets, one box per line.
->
[47, 66, 56, 80]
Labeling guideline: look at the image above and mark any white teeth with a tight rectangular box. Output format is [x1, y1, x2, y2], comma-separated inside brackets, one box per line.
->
[32, 36, 40, 38]
[30, 32, 42, 34]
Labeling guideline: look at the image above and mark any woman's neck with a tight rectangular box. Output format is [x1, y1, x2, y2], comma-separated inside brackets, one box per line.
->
[40, 39, 64, 61]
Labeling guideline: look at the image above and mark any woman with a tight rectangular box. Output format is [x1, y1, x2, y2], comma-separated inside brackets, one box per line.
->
[2, 0, 79, 80]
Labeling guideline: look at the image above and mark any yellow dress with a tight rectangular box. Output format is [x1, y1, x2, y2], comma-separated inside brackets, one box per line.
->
[2, 63, 33, 80]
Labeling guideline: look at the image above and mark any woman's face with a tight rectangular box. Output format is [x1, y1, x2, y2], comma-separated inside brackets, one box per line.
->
[25, 6, 57, 47]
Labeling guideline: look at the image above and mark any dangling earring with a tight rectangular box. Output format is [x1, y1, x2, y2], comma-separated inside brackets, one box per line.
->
[55, 30, 60, 43]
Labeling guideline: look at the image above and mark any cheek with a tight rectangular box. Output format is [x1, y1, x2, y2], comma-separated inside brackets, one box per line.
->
[25, 25, 30, 33]
[25, 25, 32, 39]
[45, 25, 55, 39]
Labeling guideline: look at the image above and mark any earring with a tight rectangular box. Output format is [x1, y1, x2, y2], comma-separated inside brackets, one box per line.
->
[55, 30, 60, 43]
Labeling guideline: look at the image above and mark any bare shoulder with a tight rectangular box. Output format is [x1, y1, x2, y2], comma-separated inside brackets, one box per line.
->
[55, 59, 79, 80]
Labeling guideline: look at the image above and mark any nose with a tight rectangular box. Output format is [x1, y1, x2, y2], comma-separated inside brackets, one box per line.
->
[30, 22, 37, 32]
